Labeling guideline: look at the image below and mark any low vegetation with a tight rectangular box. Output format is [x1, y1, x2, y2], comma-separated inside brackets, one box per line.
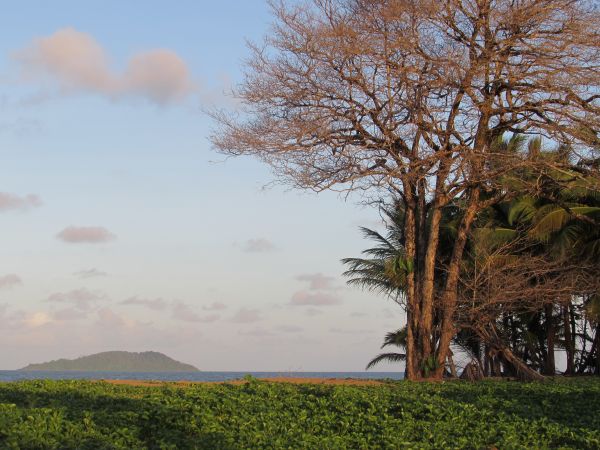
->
[1, 378, 599, 449]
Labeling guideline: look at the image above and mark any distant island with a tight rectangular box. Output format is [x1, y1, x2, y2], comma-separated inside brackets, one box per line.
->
[20, 351, 199, 372]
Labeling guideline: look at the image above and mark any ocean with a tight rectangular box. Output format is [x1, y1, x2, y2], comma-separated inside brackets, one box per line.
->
[0, 371, 404, 382]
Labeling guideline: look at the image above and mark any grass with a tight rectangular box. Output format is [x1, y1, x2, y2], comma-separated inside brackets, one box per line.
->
[0, 377, 599, 449]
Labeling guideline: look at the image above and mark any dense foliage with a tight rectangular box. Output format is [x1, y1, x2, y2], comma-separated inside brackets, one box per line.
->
[0, 378, 599, 449]
[344, 136, 600, 379]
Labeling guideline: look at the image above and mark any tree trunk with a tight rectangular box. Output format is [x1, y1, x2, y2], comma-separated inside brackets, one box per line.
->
[434, 188, 481, 377]
[419, 203, 444, 365]
[447, 349, 457, 378]
[402, 192, 419, 380]
[596, 325, 600, 375]
[484, 344, 491, 377]
[544, 304, 555, 375]
[500, 346, 546, 381]
[562, 304, 574, 375]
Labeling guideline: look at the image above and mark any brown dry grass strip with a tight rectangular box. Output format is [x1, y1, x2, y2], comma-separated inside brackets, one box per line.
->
[100, 377, 385, 387]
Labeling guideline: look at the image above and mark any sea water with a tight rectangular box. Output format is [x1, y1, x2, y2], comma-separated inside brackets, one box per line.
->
[0, 371, 404, 382]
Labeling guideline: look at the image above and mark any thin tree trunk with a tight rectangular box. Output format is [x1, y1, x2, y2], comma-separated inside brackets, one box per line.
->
[402, 192, 419, 380]
[500, 346, 546, 381]
[434, 188, 481, 377]
[447, 349, 457, 378]
[544, 304, 555, 375]
[419, 203, 443, 364]
[596, 324, 600, 375]
[562, 304, 574, 375]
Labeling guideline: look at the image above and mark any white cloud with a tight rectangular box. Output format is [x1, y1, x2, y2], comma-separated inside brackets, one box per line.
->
[0, 192, 41, 212]
[45, 288, 105, 311]
[290, 290, 341, 306]
[13, 28, 194, 106]
[0, 274, 22, 290]
[57, 226, 116, 243]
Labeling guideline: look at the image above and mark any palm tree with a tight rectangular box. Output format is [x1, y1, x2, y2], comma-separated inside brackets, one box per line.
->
[466, 138, 600, 376]
[345, 135, 600, 378]
[341, 203, 409, 303]
[365, 328, 407, 370]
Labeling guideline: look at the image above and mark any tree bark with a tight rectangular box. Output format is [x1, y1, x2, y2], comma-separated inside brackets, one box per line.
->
[544, 304, 555, 375]
[402, 192, 419, 380]
[562, 304, 574, 375]
[434, 188, 481, 377]
[447, 349, 458, 378]
[500, 346, 546, 381]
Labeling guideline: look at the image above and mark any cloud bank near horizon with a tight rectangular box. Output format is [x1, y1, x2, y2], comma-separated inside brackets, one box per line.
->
[13, 28, 195, 106]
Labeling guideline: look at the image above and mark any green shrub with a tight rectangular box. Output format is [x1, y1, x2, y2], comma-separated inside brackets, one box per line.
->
[0, 378, 598, 449]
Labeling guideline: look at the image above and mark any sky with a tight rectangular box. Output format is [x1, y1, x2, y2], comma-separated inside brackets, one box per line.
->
[0, 0, 404, 371]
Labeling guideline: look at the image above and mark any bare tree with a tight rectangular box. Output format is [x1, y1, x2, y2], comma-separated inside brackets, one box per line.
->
[211, 0, 600, 379]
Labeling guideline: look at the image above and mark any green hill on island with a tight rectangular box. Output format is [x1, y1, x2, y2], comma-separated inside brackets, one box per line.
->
[20, 351, 199, 372]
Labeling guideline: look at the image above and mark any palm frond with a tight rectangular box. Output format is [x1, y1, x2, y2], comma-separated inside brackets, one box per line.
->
[358, 227, 396, 250]
[365, 352, 406, 370]
[508, 198, 537, 226]
[381, 327, 407, 349]
[532, 206, 600, 242]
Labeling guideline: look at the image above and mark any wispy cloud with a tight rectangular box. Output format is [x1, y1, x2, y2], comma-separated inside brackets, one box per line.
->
[0, 192, 41, 212]
[120, 296, 168, 311]
[290, 291, 341, 306]
[239, 238, 276, 253]
[203, 301, 227, 311]
[230, 307, 262, 323]
[74, 268, 108, 279]
[13, 28, 195, 106]
[171, 301, 220, 323]
[295, 273, 336, 290]
[0, 274, 22, 290]
[57, 226, 116, 243]
[45, 288, 105, 311]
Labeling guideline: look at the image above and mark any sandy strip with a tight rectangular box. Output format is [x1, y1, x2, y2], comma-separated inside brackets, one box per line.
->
[100, 377, 386, 387]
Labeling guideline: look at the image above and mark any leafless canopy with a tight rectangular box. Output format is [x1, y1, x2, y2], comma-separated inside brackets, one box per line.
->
[212, 0, 600, 193]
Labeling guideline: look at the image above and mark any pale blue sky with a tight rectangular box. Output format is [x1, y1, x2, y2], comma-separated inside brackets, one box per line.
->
[0, 1, 403, 371]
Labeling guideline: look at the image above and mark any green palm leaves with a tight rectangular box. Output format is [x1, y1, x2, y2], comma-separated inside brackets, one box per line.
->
[365, 328, 407, 370]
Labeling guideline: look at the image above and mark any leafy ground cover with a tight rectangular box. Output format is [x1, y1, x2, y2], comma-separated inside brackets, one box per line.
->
[0, 377, 598, 449]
